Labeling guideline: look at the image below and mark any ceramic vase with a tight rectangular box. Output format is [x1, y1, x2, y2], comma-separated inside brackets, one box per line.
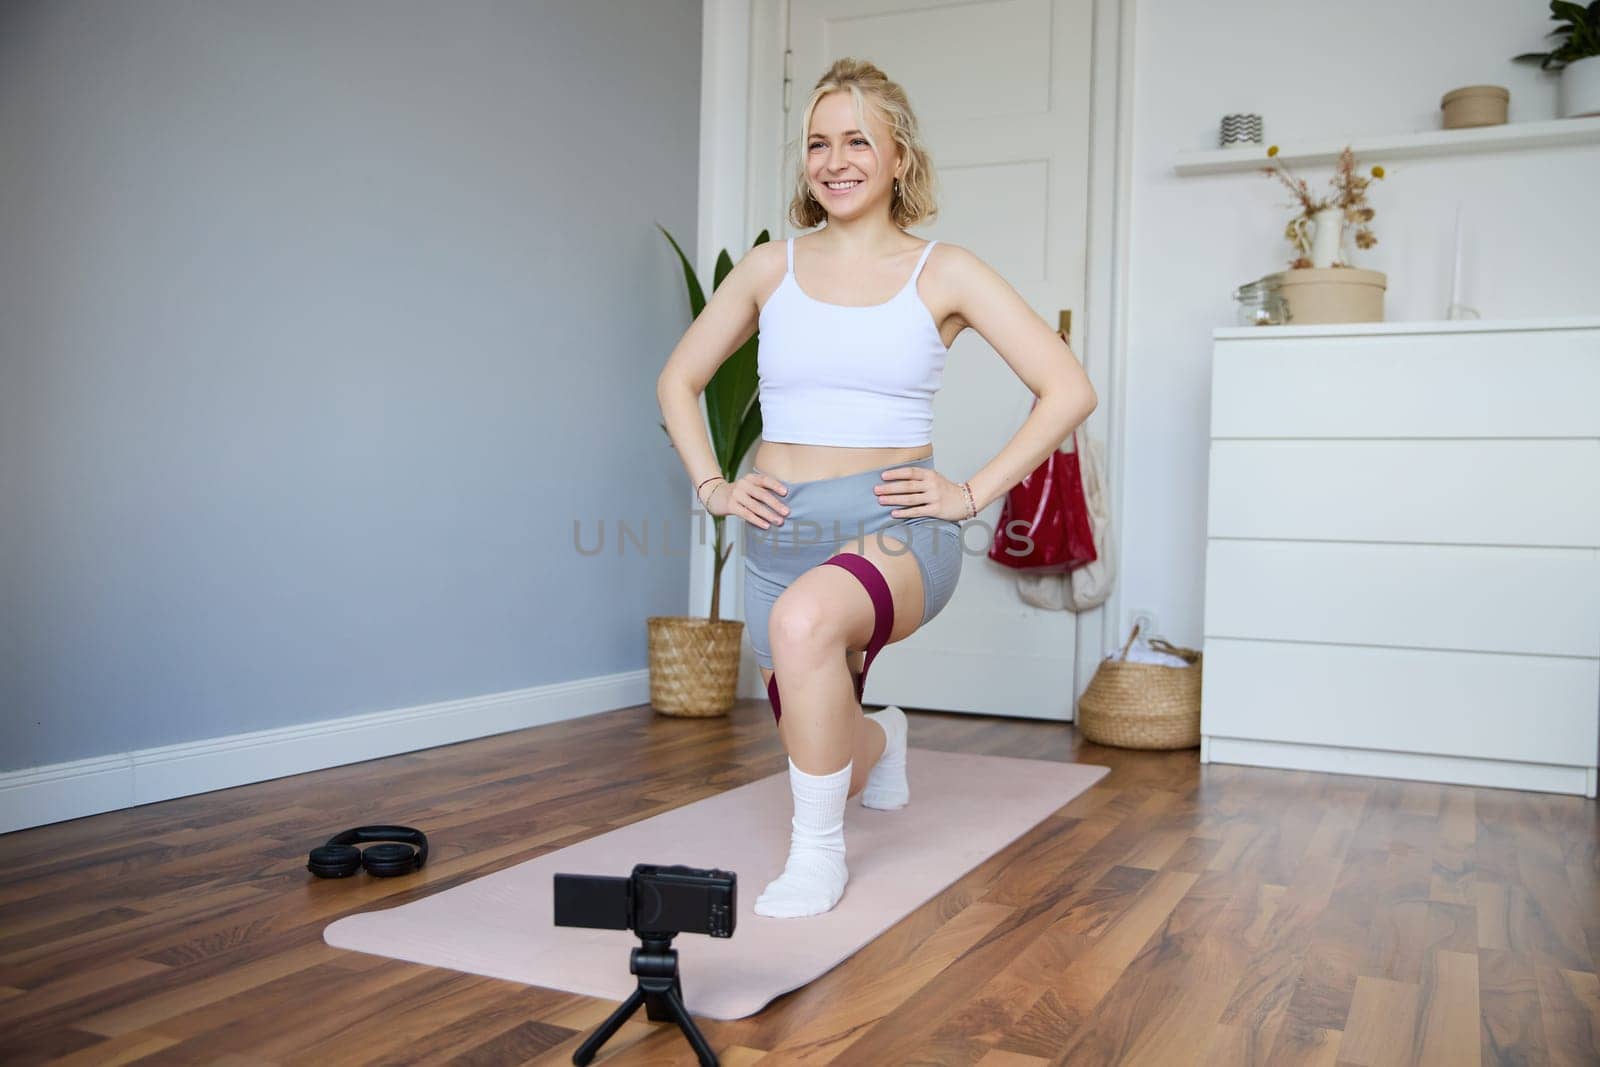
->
[1309, 207, 1344, 269]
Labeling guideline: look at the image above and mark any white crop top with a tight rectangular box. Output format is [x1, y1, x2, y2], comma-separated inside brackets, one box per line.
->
[756, 236, 949, 447]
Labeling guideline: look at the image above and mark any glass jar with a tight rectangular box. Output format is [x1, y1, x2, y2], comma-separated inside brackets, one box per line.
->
[1232, 279, 1284, 326]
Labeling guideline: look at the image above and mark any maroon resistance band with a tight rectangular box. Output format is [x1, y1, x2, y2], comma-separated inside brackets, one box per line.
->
[766, 552, 895, 726]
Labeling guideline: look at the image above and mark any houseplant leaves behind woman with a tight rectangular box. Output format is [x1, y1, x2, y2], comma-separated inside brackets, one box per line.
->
[646, 225, 769, 716]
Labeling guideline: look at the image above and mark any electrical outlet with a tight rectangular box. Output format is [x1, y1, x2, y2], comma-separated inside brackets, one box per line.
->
[1127, 608, 1159, 639]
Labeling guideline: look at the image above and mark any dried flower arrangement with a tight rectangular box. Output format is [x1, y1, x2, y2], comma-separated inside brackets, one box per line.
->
[1260, 145, 1386, 269]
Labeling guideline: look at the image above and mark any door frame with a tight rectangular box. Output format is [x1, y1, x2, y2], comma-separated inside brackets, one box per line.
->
[692, 0, 1138, 705]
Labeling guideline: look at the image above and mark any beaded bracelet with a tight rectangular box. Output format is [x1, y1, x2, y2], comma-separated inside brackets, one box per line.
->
[960, 480, 977, 520]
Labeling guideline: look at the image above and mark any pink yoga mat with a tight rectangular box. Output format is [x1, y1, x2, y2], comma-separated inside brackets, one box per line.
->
[324, 748, 1107, 1020]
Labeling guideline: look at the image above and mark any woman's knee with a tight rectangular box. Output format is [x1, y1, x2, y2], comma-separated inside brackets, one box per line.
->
[767, 591, 844, 660]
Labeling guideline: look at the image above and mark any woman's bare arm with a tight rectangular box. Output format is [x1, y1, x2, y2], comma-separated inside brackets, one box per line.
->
[655, 244, 775, 491]
[942, 244, 1099, 512]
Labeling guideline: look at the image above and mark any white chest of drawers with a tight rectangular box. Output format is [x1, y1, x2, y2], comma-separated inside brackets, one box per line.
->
[1200, 317, 1600, 797]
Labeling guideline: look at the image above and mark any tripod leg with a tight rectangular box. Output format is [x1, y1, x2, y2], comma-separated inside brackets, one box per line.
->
[572, 986, 646, 1066]
[660, 985, 718, 1067]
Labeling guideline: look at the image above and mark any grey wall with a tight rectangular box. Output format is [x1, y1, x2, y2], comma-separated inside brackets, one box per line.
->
[0, 0, 702, 771]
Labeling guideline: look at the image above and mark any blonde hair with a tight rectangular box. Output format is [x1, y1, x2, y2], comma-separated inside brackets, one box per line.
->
[785, 58, 938, 231]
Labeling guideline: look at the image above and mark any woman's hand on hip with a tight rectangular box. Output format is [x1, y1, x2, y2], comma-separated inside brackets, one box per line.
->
[707, 472, 789, 529]
[875, 467, 966, 522]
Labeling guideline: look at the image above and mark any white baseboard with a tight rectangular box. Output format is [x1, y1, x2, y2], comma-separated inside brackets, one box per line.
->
[1204, 735, 1598, 797]
[0, 670, 650, 835]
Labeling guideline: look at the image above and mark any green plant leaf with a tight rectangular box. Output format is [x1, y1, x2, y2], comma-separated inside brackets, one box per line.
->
[705, 334, 756, 475]
[700, 231, 769, 479]
[730, 392, 764, 474]
[1551, 0, 1587, 26]
[1579, 18, 1600, 52]
[1549, 0, 1600, 52]
[702, 252, 740, 468]
[655, 223, 706, 318]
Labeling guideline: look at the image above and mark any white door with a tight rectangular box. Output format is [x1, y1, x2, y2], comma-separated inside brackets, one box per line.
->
[784, 0, 1095, 720]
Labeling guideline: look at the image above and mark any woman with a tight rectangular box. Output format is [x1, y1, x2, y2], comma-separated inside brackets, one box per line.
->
[656, 59, 1097, 918]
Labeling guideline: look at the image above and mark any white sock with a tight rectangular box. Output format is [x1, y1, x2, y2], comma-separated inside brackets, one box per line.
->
[754, 758, 851, 918]
[862, 706, 910, 810]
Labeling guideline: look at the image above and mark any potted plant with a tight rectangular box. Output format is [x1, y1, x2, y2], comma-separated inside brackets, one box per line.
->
[1258, 145, 1388, 324]
[1514, 0, 1600, 118]
[646, 225, 770, 717]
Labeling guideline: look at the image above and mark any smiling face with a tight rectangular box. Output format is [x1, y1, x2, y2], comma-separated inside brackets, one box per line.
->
[806, 90, 903, 221]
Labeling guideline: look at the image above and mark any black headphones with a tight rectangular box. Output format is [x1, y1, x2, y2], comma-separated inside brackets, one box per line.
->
[307, 825, 429, 879]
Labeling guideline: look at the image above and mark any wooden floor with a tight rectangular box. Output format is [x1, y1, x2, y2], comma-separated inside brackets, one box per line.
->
[1, 698, 1597, 1066]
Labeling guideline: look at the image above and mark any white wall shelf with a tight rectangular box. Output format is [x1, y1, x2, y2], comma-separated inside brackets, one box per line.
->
[1174, 115, 1600, 176]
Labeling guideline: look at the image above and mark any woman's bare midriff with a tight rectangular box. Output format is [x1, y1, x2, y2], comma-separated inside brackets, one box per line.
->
[752, 441, 932, 484]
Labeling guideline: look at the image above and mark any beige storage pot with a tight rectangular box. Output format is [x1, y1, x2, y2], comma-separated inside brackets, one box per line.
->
[1264, 268, 1387, 325]
[1441, 85, 1509, 129]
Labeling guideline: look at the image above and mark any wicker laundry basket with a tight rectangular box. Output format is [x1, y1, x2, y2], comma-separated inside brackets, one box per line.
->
[1076, 623, 1202, 749]
[647, 616, 744, 717]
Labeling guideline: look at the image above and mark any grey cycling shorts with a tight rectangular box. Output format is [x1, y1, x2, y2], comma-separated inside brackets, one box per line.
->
[741, 455, 963, 671]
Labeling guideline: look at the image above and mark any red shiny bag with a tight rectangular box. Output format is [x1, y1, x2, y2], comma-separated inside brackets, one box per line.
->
[987, 416, 1098, 574]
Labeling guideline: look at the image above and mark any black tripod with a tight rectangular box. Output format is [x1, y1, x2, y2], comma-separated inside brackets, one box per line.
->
[572, 932, 717, 1066]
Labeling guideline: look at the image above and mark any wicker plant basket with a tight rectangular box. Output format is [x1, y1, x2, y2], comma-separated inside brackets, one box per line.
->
[647, 616, 744, 717]
[1076, 624, 1202, 749]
